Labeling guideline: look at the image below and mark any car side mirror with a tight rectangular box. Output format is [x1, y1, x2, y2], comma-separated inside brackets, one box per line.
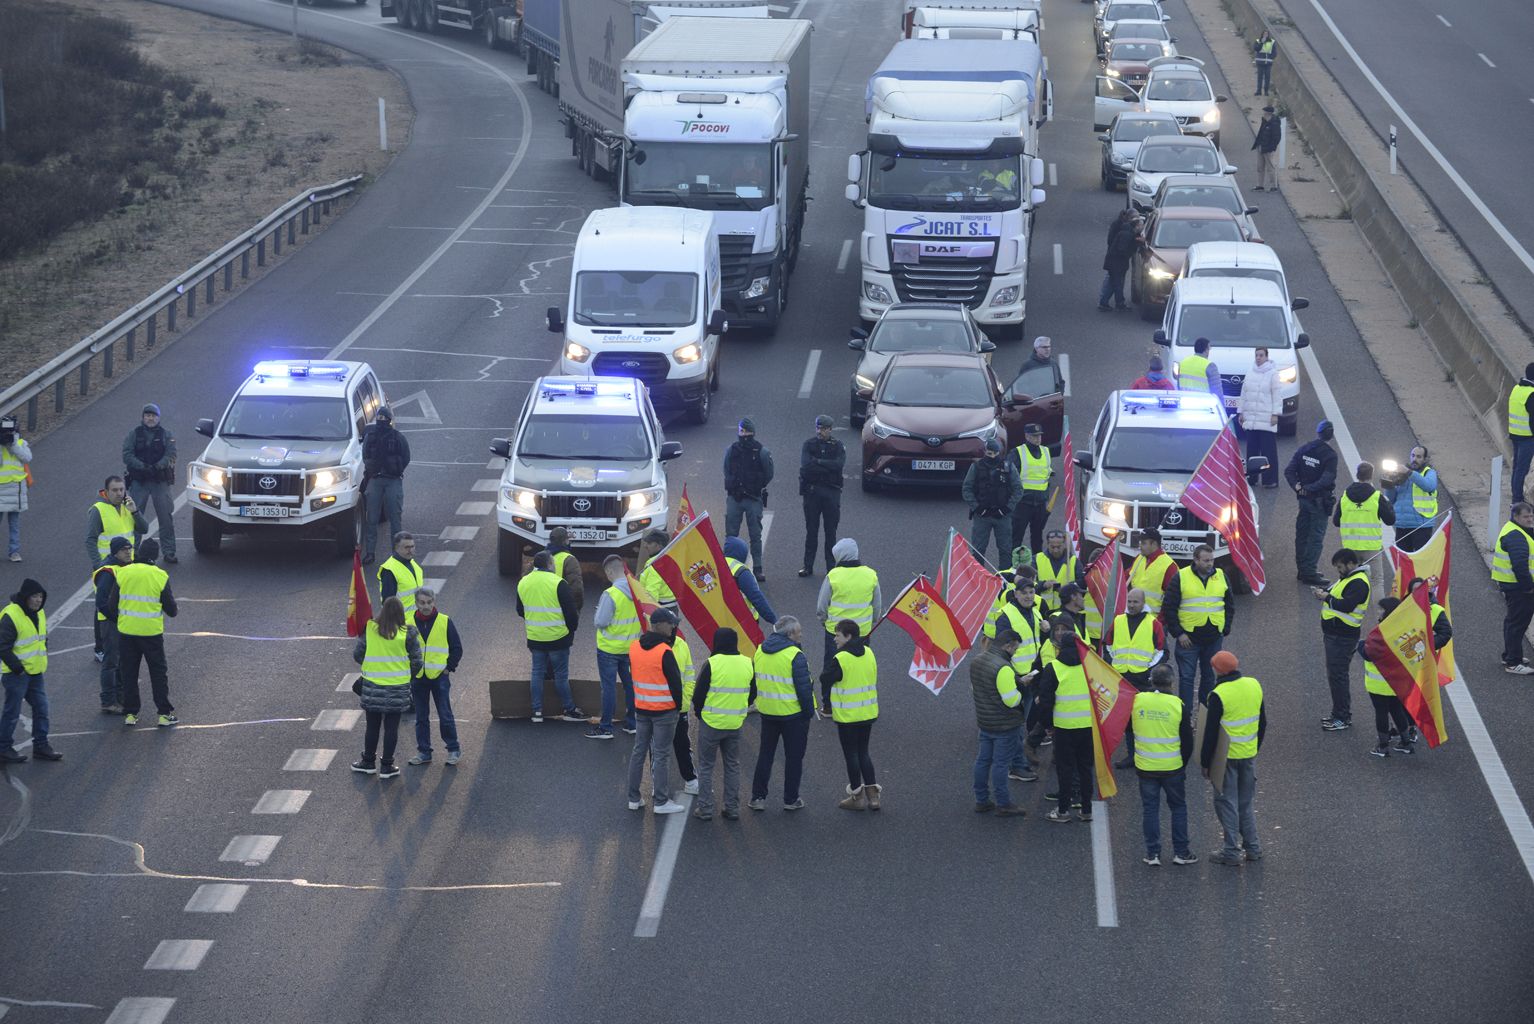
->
[659, 441, 683, 462]
[1097, 133, 1110, 143]
[850, 326, 868, 340]
[1074, 451, 1096, 471]
[1296, 332, 1311, 349]
[979, 339, 996, 353]
[708, 310, 729, 334]
[1223, 165, 1238, 175]
[489, 438, 512, 458]
[848, 337, 866, 351]
[1291, 297, 1310, 311]
[1153, 329, 1169, 347]
[1245, 206, 1259, 215]
[196, 417, 216, 438]
[1216, 95, 1228, 104]
[1245, 455, 1270, 475]
[546, 306, 564, 333]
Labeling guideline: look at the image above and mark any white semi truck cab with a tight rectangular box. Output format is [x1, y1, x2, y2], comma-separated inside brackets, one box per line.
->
[901, 1, 1044, 42]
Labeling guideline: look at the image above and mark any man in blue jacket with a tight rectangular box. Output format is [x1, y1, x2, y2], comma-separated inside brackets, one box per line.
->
[723, 535, 776, 626]
[1383, 445, 1439, 552]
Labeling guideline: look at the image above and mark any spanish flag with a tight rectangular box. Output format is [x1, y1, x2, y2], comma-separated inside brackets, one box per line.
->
[1370, 587, 1449, 748]
[1390, 513, 1455, 684]
[345, 549, 373, 638]
[675, 484, 697, 530]
[1077, 641, 1138, 799]
[647, 512, 764, 656]
[625, 564, 658, 632]
[881, 576, 969, 661]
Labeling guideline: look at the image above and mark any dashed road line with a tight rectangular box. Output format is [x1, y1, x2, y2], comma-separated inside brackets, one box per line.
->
[312, 710, 361, 731]
[471, 478, 500, 491]
[1052, 243, 1063, 274]
[439, 525, 480, 542]
[283, 749, 338, 771]
[251, 790, 311, 815]
[1435, 14, 1451, 27]
[798, 349, 822, 399]
[422, 550, 464, 567]
[1477, 52, 1495, 68]
[185, 884, 249, 913]
[457, 501, 495, 517]
[143, 940, 213, 971]
[836, 239, 853, 273]
[105, 998, 176, 1024]
[1090, 800, 1118, 927]
[219, 836, 281, 865]
[336, 673, 360, 693]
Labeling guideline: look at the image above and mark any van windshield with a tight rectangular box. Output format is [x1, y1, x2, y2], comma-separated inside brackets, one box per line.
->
[574, 271, 698, 328]
[1176, 304, 1289, 348]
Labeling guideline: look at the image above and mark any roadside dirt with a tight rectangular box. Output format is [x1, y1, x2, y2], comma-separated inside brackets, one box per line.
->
[0, 0, 413, 426]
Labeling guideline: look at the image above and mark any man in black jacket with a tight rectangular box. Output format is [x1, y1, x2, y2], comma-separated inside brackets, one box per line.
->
[1495, 503, 1534, 673]
[122, 404, 178, 563]
[1313, 548, 1370, 730]
[0, 578, 58, 763]
[1285, 419, 1339, 584]
[798, 414, 845, 578]
[962, 439, 1022, 567]
[970, 630, 1028, 816]
[1252, 106, 1281, 191]
[361, 406, 411, 565]
[723, 418, 774, 580]
[1098, 210, 1140, 311]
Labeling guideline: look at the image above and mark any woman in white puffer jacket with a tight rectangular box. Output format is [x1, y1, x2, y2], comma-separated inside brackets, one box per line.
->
[1236, 347, 1282, 487]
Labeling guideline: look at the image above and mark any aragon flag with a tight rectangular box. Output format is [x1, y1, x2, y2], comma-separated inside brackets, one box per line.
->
[346, 549, 373, 638]
[1076, 640, 1138, 799]
[646, 512, 764, 656]
[1369, 586, 1449, 748]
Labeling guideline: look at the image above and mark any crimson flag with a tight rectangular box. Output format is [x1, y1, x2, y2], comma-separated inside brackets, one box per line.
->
[345, 549, 373, 638]
[1178, 422, 1265, 593]
[911, 530, 1003, 694]
[1061, 417, 1082, 559]
[1084, 543, 1128, 649]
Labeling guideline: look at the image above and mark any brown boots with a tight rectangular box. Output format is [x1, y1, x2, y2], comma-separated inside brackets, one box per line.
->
[838, 783, 883, 810]
[865, 783, 882, 811]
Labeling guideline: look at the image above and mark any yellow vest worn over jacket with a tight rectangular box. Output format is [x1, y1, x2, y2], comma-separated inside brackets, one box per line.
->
[1321, 569, 1370, 630]
[1179, 354, 1212, 392]
[93, 501, 136, 561]
[753, 643, 802, 717]
[1110, 612, 1158, 674]
[378, 557, 424, 616]
[115, 562, 168, 637]
[1035, 552, 1077, 615]
[1175, 566, 1227, 633]
[418, 611, 451, 679]
[1214, 675, 1263, 759]
[1130, 552, 1175, 613]
[1338, 490, 1384, 552]
[517, 570, 568, 643]
[1492, 521, 1534, 584]
[1014, 444, 1050, 493]
[830, 647, 879, 723]
[361, 621, 411, 686]
[825, 564, 879, 636]
[596, 585, 641, 655]
[700, 653, 753, 730]
[1, 603, 46, 674]
[1051, 662, 1091, 730]
[1509, 383, 1534, 437]
[1132, 690, 1183, 771]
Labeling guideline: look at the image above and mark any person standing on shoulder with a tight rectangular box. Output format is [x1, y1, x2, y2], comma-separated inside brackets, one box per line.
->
[114, 539, 178, 728]
[350, 596, 422, 780]
[1313, 548, 1371, 730]
[0, 578, 58, 764]
[1032, 618, 1094, 823]
[0, 415, 32, 563]
[407, 587, 463, 767]
[1011, 421, 1054, 556]
[93, 538, 134, 714]
[626, 607, 687, 815]
[723, 418, 773, 580]
[1333, 461, 1394, 586]
[970, 629, 1029, 817]
[1161, 544, 1233, 713]
[1202, 651, 1266, 866]
[1509, 364, 1534, 504]
[86, 476, 147, 570]
[122, 404, 178, 564]
[1252, 107, 1281, 192]
[798, 414, 845, 578]
[1177, 338, 1221, 395]
[516, 551, 584, 725]
[1253, 30, 1276, 96]
[360, 406, 410, 566]
[750, 616, 815, 812]
[1133, 663, 1195, 866]
[691, 628, 756, 821]
[1382, 445, 1439, 552]
[377, 532, 424, 617]
[816, 537, 880, 672]
[1284, 420, 1338, 585]
[962, 438, 1022, 569]
[723, 536, 777, 627]
[1237, 347, 1281, 486]
[544, 527, 584, 615]
[1493, 502, 1534, 674]
[821, 619, 881, 811]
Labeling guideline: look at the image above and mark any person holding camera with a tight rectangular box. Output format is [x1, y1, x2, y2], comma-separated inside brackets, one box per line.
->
[122, 404, 178, 564]
[0, 416, 32, 563]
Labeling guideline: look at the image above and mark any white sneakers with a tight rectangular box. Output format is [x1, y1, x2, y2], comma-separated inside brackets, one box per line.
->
[1505, 663, 1534, 675]
[653, 800, 686, 814]
[683, 779, 700, 795]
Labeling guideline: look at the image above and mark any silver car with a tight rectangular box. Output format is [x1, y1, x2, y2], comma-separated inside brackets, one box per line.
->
[1152, 174, 1261, 241]
[1099, 110, 1182, 191]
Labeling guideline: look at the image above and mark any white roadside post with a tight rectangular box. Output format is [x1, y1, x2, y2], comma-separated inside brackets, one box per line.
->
[1389, 125, 1398, 176]
[1490, 455, 1505, 545]
[378, 98, 388, 151]
[1278, 117, 1287, 187]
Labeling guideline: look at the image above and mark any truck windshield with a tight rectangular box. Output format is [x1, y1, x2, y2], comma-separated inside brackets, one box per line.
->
[868, 154, 1022, 212]
[1176, 304, 1290, 348]
[1104, 425, 1219, 473]
[220, 396, 351, 441]
[517, 415, 651, 462]
[574, 271, 698, 328]
[625, 143, 774, 210]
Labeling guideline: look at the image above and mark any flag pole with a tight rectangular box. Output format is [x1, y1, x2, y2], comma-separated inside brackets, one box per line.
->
[869, 574, 921, 639]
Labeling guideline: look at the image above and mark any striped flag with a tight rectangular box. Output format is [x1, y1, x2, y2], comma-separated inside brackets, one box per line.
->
[1369, 586, 1449, 747]
[1077, 640, 1138, 799]
[1061, 417, 1082, 559]
[1390, 512, 1455, 684]
[1179, 421, 1265, 593]
[675, 484, 697, 530]
[1083, 543, 1127, 649]
[647, 512, 764, 656]
[911, 530, 1003, 694]
[345, 549, 373, 638]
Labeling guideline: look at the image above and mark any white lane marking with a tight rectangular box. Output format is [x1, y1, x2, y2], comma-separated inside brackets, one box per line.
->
[252, 790, 311, 815]
[283, 749, 337, 771]
[336, 673, 360, 693]
[1049, 162, 1058, 186]
[1090, 800, 1118, 927]
[1060, 353, 1072, 398]
[836, 239, 853, 273]
[1435, 14, 1451, 26]
[798, 349, 822, 399]
[760, 511, 774, 550]
[471, 479, 500, 492]
[1478, 52, 1496, 68]
[440, 525, 480, 542]
[1052, 243, 1063, 275]
[421, 550, 463, 567]
[312, 710, 362, 731]
[185, 883, 249, 913]
[143, 940, 213, 971]
[422, 577, 447, 594]
[219, 835, 281, 865]
[1305, 0, 1534, 279]
[387, 389, 442, 425]
[457, 501, 495, 516]
[486, 456, 507, 470]
[105, 998, 176, 1024]
[634, 794, 694, 937]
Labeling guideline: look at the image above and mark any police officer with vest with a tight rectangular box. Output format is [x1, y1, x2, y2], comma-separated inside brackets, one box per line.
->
[1008, 421, 1053, 559]
[1161, 544, 1234, 714]
[114, 539, 178, 727]
[1129, 528, 1178, 614]
[1493, 502, 1534, 674]
[93, 537, 135, 714]
[1313, 548, 1370, 730]
[122, 403, 178, 564]
[798, 414, 846, 578]
[360, 406, 410, 566]
[970, 629, 1029, 817]
[963, 438, 1023, 568]
[821, 618, 881, 811]
[1253, 29, 1276, 95]
[626, 607, 687, 815]
[407, 587, 463, 767]
[817, 537, 881, 672]
[1133, 663, 1196, 866]
[86, 475, 147, 570]
[1032, 618, 1095, 823]
[751, 617, 815, 812]
[0, 415, 32, 563]
[1034, 529, 1082, 618]
[545, 526, 584, 615]
[1202, 651, 1266, 865]
[1177, 337, 1221, 394]
[1285, 420, 1339, 584]
[1507, 363, 1534, 504]
[0, 578, 57, 763]
[691, 627, 756, 821]
[723, 417, 774, 580]
[378, 531, 425, 617]
[1382, 445, 1439, 552]
[1110, 587, 1167, 769]
[1333, 461, 1394, 586]
[516, 551, 583, 725]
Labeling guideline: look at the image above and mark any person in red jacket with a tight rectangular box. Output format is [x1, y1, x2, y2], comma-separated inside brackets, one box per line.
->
[1131, 355, 1176, 391]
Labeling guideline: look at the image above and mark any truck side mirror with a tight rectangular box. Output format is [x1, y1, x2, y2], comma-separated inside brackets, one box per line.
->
[546, 306, 564, 333]
[1291, 297, 1310, 311]
[846, 152, 862, 183]
[196, 418, 216, 438]
[659, 441, 683, 462]
[489, 438, 512, 458]
[708, 310, 729, 334]
[1030, 188, 1047, 207]
[845, 182, 863, 204]
[1030, 157, 1045, 187]
[1153, 329, 1169, 346]
[1296, 332, 1311, 349]
[1074, 452, 1096, 472]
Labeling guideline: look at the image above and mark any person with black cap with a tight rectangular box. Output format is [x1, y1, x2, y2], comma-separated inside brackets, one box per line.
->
[113, 538, 178, 726]
[1252, 106, 1281, 192]
[962, 437, 1022, 568]
[1285, 419, 1339, 585]
[691, 627, 756, 821]
[723, 418, 773, 580]
[1031, 617, 1094, 823]
[122, 403, 178, 564]
[93, 537, 135, 714]
[626, 606, 687, 815]
[798, 414, 845, 578]
[360, 405, 411, 565]
[1010, 420, 1053, 557]
[0, 578, 58, 763]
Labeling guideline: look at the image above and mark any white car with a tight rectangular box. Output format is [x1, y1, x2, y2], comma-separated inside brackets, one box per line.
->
[1141, 56, 1226, 145]
[1125, 134, 1235, 212]
[1182, 240, 1304, 310]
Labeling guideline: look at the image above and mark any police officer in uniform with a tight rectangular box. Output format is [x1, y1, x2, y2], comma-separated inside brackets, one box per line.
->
[1493, 503, 1534, 674]
[122, 404, 178, 564]
[798, 414, 846, 578]
[963, 438, 1022, 568]
[723, 418, 774, 580]
[1284, 420, 1339, 585]
[817, 538, 880, 672]
[1509, 364, 1534, 503]
[1010, 421, 1053, 558]
[361, 406, 411, 565]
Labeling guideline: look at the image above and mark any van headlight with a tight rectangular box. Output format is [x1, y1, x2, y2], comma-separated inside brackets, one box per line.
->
[744, 275, 770, 300]
[504, 487, 539, 512]
[564, 341, 592, 363]
[1112, 152, 1133, 167]
[1132, 179, 1153, 194]
[192, 463, 225, 490]
[673, 342, 702, 364]
[1278, 365, 1298, 384]
[311, 467, 350, 492]
[626, 489, 663, 513]
[1092, 499, 1129, 524]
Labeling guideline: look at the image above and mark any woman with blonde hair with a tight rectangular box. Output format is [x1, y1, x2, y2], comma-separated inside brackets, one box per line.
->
[351, 596, 422, 779]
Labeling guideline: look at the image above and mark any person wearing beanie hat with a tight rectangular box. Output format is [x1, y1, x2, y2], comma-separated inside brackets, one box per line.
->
[1130, 353, 1175, 392]
[626, 603, 687, 815]
[360, 404, 411, 565]
[963, 436, 1023, 569]
[115, 538, 179, 727]
[0, 578, 58, 762]
[798, 414, 846, 577]
[723, 418, 774, 580]
[1132, 662, 1195, 866]
[1284, 418, 1339, 584]
[1201, 649, 1266, 865]
[122, 402, 178, 563]
[92, 537, 137, 714]
[817, 537, 881, 671]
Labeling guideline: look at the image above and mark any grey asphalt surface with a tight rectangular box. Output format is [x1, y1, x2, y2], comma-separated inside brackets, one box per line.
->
[0, 0, 1531, 1020]
[1271, 0, 1534, 333]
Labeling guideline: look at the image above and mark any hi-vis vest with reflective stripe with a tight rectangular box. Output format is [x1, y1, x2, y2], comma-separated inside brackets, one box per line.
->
[1178, 354, 1212, 392]
[93, 501, 136, 561]
[753, 643, 802, 716]
[1175, 566, 1227, 633]
[550, 549, 576, 583]
[1409, 472, 1438, 519]
[640, 562, 675, 605]
[418, 612, 451, 679]
[825, 564, 878, 636]
[596, 585, 641, 654]
[995, 602, 1044, 674]
[1036, 552, 1077, 614]
[0, 603, 46, 674]
[830, 647, 879, 723]
[93, 563, 119, 622]
[1130, 552, 1175, 613]
[1362, 657, 1394, 697]
[1110, 613, 1158, 674]
[0, 445, 25, 485]
[1014, 444, 1050, 492]
[983, 581, 1014, 639]
[1132, 690, 1183, 770]
[1321, 569, 1370, 629]
[1051, 662, 1091, 730]
[362, 620, 410, 686]
[1492, 521, 1534, 583]
[379, 557, 424, 616]
[1214, 675, 1263, 759]
[676, 635, 696, 709]
[701, 653, 753, 730]
[115, 562, 167, 637]
[1509, 383, 1534, 437]
[1257, 38, 1275, 59]
[1338, 490, 1384, 552]
[517, 570, 568, 643]
[629, 639, 677, 711]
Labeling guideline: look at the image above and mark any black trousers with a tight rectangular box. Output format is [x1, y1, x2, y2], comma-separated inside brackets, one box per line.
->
[673, 710, 697, 783]
[802, 490, 841, 573]
[119, 633, 172, 716]
[1369, 692, 1412, 745]
[836, 719, 876, 788]
[753, 713, 810, 803]
[1503, 589, 1534, 666]
[363, 710, 402, 763]
[1011, 496, 1050, 558]
[1323, 632, 1356, 723]
[1053, 727, 1095, 813]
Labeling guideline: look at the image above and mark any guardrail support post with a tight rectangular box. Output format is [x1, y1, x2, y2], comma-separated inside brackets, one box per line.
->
[302, 208, 310, 235]
[257, 238, 266, 266]
[54, 378, 64, 415]
[273, 226, 282, 257]
[167, 299, 177, 333]
[187, 285, 196, 319]
[126, 327, 135, 363]
[147, 314, 157, 349]
[224, 263, 233, 291]
[79, 360, 89, 397]
[243, 250, 251, 277]
[26, 397, 37, 433]
[287, 218, 296, 246]
[206, 276, 215, 304]
[1491, 455, 1505, 544]
[104, 340, 114, 378]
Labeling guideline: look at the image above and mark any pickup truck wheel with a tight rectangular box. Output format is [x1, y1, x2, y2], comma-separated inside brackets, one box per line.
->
[497, 530, 523, 578]
[192, 510, 222, 555]
[686, 386, 711, 425]
[333, 507, 359, 558]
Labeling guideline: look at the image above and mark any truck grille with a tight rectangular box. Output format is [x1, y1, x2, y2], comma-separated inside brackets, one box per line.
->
[1220, 374, 1244, 397]
[1136, 505, 1212, 533]
[889, 240, 997, 307]
[717, 234, 756, 296]
[542, 494, 621, 520]
[593, 352, 669, 389]
[230, 471, 303, 502]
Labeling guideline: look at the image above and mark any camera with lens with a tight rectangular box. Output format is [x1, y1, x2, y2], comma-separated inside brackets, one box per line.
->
[0, 416, 17, 446]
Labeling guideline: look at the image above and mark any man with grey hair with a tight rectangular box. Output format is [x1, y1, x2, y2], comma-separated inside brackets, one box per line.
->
[407, 586, 463, 767]
[750, 616, 815, 811]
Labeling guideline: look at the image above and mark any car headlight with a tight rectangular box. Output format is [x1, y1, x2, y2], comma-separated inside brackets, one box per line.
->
[673, 342, 702, 364]
[192, 464, 225, 490]
[503, 487, 538, 512]
[864, 282, 893, 305]
[1202, 109, 1220, 124]
[564, 341, 591, 363]
[959, 420, 1002, 443]
[626, 489, 663, 513]
[870, 417, 910, 440]
[311, 467, 350, 491]
[1092, 499, 1129, 524]
[1147, 266, 1175, 281]
[1132, 180, 1153, 193]
[1112, 152, 1133, 167]
[1106, 67, 1121, 78]
[990, 285, 1020, 306]
[743, 275, 770, 300]
[854, 373, 876, 394]
[1278, 365, 1298, 384]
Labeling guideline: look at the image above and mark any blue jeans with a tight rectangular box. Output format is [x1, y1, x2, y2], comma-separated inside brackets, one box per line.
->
[974, 727, 1021, 806]
[1010, 689, 1038, 771]
[1, 671, 48, 749]
[1139, 771, 1190, 857]
[969, 513, 1013, 569]
[98, 619, 121, 707]
[725, 495, 765, 570]
[1098, 269, 1127, 308]
[1214, 759, 1261, 857]
[528, 647, 576, 715]
[363, 476, 404, 558]
[597, 649, 634, 731]
[1, 510, 19, 557]
[411, 675, 459, 756]
[1175, 636, 1222, 713]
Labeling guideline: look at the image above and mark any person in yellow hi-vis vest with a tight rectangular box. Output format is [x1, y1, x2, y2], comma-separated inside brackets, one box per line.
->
[750, 616, 816, 812]
[691, 627, 756, 821]
[517, 551, 583, 725]
[1201, 651, 1266, 866]
[93, 537, 135, 714]
[114, 539, 178, 728]
[1032, 618, 1095, 823]
[0, 578, 57, 763]
[820, 619, 881, 811]
[817, 537, 881, 672]
[0, 414, 33, 563]
[85, 475, 147, 569]
[1331, 461, 1394, 587]
[1132, 663, 1195, 867]
[406, 587, 463, 768]
[350, 597, 422, 780]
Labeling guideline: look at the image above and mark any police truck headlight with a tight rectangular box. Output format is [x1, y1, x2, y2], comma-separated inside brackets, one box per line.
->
[744, 275, 770, 300]
[673, 342, 702, 364]
[311, 467, 350, 491]
[192, 464, 225, 490]
[863, 282, 893, 305]
[504, 487, 538, 512]
[1092, 499, 1128, 523]
[627, 489, 663, 513]
[990, 285, 1020, 307]
[564, 341, 592, 363]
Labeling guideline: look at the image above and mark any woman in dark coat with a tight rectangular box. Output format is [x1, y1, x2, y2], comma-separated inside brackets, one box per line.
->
[351, 597, 422, 779]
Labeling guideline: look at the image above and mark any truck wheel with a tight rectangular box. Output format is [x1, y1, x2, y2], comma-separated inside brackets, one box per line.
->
[686, 386, 711, 425]
[497, 530, 523, 577]
[192, 510, 222, 555]
[482, 13, 500, 48]
[758, 282, 785, 336]
[333, 507, 359, 558]
[421, 0, 439, 34]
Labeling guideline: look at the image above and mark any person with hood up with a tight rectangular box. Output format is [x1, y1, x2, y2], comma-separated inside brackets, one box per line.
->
[626, 608, 688, 815]
[816, 537, 881, 671]
[1130, 355, 1175, 392]
[723, 535, 777, 626]
[1098, 210, 1140, 312]
[820, 618, 881, 810]
[750, 616, 815, 812]
[691, 628, 757, 821]
[0, 578, 58, 763]
[1333, 461, 1395, 586]
[1031, 617, 1095, 823]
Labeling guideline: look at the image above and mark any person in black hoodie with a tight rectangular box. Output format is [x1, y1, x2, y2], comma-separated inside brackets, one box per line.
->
[1029, 617, 1093, 821]
[626, 608, 687, 815]
[0, 578, 58, 762]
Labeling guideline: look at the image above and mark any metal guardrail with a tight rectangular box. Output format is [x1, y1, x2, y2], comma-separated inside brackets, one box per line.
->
[0, 174, 365, 432]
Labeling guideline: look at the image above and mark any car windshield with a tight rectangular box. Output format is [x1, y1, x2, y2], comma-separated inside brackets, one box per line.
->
[1146, 76, 1212, 102]
[879, 365, 993, 408]
[517, 414, 651, 461]
[220, 396, 351, 441]
[1175, 304, 1291, 348]
[869, 316, 974, 353]
[1153, 217, 1243, 248]
[1113, 117, 1179, 142]
[1189, 266, 1286, 297]
[1138, 144, 1219, 174]
[867, 153, 1022, 212]
[1111, 21, 1167, 41]
[1110, 41, 1165, 62]
[1103, 425, 1219, 473]
[1008, 362, 1062, 400]
[574, 271, 698, 328]
[623, 142, 773, 210]
[1106, 4, 1161, 22]
[1162, 186, 1241, 214]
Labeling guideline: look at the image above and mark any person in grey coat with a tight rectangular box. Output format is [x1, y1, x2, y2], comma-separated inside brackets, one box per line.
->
[0, 415, 32, 562]
[350, 596, 422, 779]
[122, 404, 178, 563]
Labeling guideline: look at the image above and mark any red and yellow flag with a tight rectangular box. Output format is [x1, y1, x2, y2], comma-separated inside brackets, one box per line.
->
[675, 484, 697, 530]
[1369, 587, 1449, 748]
[345, 549, 373, 638]
[1390, 512, 1454, 684]
[647, 512, 764, 656]
[625, 564, 658, 633]
[881, 576, 969, 661]
[1077, 640, 1138, 798]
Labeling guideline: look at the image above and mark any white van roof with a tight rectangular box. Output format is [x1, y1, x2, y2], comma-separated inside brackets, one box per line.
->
[577, 207, 716, 269]
[1171, 276, 1287, 307]
[1183, 240, 1283, 273]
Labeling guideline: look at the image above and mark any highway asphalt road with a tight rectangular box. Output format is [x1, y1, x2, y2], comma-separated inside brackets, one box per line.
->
[0, 1, 1530, 1021]
[1272, 0, 1534, 333]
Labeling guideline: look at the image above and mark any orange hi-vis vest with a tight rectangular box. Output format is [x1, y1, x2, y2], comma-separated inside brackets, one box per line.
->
[628, 639, 677, 712]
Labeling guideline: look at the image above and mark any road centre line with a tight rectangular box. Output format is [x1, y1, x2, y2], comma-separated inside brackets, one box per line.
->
[185, 884, 249, 913]
[634, 795, 694, 938]
[284, 749, 337, 771]
[105, 998, 175, 1024]
[1478, 53, 1495, 68]
[143, 940, 213, 971]
[1090, 801, 1118, 927]
[1436, 14, 1451, 27]
[1052, 243, 1063, 275]
[251, 790, 311, 815]
[836, 239, 853, 273]
[798, 349, 822, 399]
